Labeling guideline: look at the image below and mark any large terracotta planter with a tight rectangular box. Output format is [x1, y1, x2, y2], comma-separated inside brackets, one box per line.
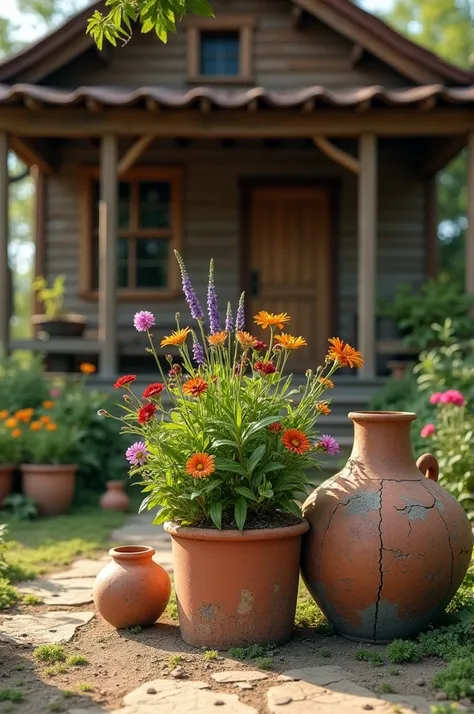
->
[99, 481, 130, 512]
[164, 520, 309, 649]
[301, 411, 473, 643]
[93, 545, 171, 629]
[0, 465, 14, 505]
[21, 464, 76, 516]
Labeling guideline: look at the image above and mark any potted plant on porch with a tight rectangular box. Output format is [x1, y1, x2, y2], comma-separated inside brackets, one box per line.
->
[105, 253, 363, 648]
[0, 411, 23, 505]
[32, 275, 87, 338]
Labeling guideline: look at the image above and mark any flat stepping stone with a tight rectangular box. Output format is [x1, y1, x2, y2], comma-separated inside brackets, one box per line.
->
[110, 679, 257, 713]
[283, 665, 373, 696]
[0, 610, 94, 644]
[212, 671, 268, 683]
[383, 694, 432, 714]
[18, 577, 96, 605]
[51, 559, 108, 580]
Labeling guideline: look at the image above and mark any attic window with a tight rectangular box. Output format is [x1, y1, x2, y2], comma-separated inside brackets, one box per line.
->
[187, 16, 255, 84]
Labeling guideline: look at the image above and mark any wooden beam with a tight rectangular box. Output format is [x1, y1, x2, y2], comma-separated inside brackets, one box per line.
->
[302, 98, 315, 113]
[356, 100, 371, 112]
[0, 108, 473, 138]
[357, 133, 378, 378]
[466, 132, 474, 294]
[313, 135, 360, 173]
[24, 97, 42, 112]
[350, 44, 364, 66]
[292, 6, 304, 28]
[99, 135, 118, 377]
[145, 97, 160, 112]
[118, 135, 155, 176]
[0, 133, 9, 356]
[86, 99, 102, 113]
[419, 96, 436, 112]
[424, 176, 438, 278]
[32, 167, 47, 316]
[9, 137, 54, 175]
[420, 135, 467, 178]
[200, 98, 211, 114]
[247, 99, 258, 112]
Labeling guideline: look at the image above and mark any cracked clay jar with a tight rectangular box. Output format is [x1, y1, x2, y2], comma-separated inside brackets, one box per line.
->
[301, 411, 473, 643]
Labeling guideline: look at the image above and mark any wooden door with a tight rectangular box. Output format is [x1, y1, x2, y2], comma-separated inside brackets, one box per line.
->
[249, 186, 332, 371]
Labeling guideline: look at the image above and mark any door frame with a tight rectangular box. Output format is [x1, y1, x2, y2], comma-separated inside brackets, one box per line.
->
[239, 176, 340, 341]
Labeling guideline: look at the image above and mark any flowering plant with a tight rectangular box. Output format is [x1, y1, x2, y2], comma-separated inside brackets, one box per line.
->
[20, 402, 81, 465]
[0, 410, 23, 465]
[109, 253, 362, 530]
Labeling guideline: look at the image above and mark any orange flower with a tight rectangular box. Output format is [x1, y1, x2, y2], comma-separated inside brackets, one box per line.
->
[317, 401, 331, 415]
[5, 417, 17, 429]
[183, 377, 208, 398]
[15, 408, 34, 423]
[42, 400, 54, 409]
[161, 327, 191, 348]
[80, 362, 96, 375]
[236, 331, 258, 349]
[281, 428, 311, 455]
[40, 415, 51, 424]
[0, 410, 8, 420]
[274, 334, 307, 351]
[327, 337, 364, 369]
[208, 331, 228, 347]
[11, 428, 21, 439]
[185, 452, 215, 479]
[46, 423, 57, 431]
[254, 311, 291, 330]
[30, 421, 42, 431]
[318, 377, 335, 389]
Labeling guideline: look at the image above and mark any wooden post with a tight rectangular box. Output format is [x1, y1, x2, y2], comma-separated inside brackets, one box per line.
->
[466, 132, 474, 295]
[99, 135, 118, 377]
[357, 133, 378, 378]
[0, 133, 9, 358]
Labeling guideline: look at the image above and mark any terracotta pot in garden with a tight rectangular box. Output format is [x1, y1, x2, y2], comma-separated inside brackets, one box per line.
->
[93, 545, 171, 629]
[301, 411, 473, 643]
[99, 481, 130, 512]
[21, 464, 76, 516]
[0, 465, 13, 505]
[164, 520, 309, 649]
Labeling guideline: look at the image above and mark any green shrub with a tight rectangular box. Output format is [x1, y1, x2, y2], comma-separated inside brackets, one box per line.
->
[354, 648, 384, 666]
[0, 578, 20, 609]
[0, 688, 24, 702]
[432, 658, 474, 700]
[418, 623, 474, 661]
[66, 655, 87, 666]
[228, 644, 268, 661]
[0, 354, 50, 413]
[386, 640, 421, 663]
[33, 644, 66, 664]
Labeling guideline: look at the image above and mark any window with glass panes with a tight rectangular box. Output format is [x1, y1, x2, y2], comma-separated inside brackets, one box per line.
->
[200, 31, 240, 76]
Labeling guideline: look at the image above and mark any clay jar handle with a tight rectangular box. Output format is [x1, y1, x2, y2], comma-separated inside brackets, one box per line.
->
[416, 453, 439, 482]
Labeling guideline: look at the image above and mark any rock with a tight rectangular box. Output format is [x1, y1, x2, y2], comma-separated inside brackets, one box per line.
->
[214, 701, 225, 706]
[282, 666, 373, 697]
[146, 688, 157, 695]
[237, 683, 253, 691]
[271, 694, 293, 705]
[50, 558, 106, 580]
[18, 577, 96, 606]
[414, 678, 425, 687]
[277, 676, 294, 682]
[382, 694, 431, 714]
[267, 682, 410, 714]
[170, 666, 186, 679]
[436, 692, 448, 701]
[1, 611, 94, 645]
[212, 671, 268, 683]
[362, 706, 374, 711]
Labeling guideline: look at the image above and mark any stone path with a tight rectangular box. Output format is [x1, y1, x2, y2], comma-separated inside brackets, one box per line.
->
[3, 513, 451, 714]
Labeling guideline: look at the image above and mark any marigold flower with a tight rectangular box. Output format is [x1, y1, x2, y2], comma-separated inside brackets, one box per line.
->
[236, 331, 258, 349]
[30, 421, 42, 431]
[134, 310, 156, 332]
[114, 375, 137, 389]
[274, 334, 307, 351]
[421, 423, 436, 438]
[40, 415, 51, 424]
[440, 389, 465, 407]
[161, 327, 191, 348]
[186, 452, 215, 478]
[0, 410, 8, 420]
[319, 434, 340, 456]
[11, 428, 21, 439]
[183, 377, 208, 398]
[254, 311, 291, 330]
[317, 401, 331, 415]
[208, 331, 228, 347]
[254, 361, 276, 375]
[327, 337, 364, 369]
[15, 408, 34, 424]
[142, 383, 165, 399]
[318, 377, 335, 389]
[79, 362, 96, 375]
[42, 400, 54, 409]
[126, 441, 148, 466]
[46, 423, 57, 432]
[5, 417, 17, 429]
[138, 403, 157, 424]
[282, 428, 311, 455]
[269, 421, 283, 433]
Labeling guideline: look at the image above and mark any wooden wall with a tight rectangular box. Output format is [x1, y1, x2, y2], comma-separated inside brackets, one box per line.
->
[43, 138, 425, 344]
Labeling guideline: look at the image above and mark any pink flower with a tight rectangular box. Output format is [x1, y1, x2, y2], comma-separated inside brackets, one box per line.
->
[421, 423, 436, 438]
[133, 311, 155, 332]
[440, 389, 465, 406]
[319, 434, 340, 456]
[430, 392, 443, 405]
[50, 387, 61, 398]
[125, 441, 148, 466]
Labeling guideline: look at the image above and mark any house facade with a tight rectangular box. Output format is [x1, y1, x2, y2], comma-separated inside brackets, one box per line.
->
[0, 0, 473, 380]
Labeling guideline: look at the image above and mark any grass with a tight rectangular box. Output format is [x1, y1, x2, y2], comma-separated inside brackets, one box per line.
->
[228, 644, 270, 661]
[294, 581, 332, 633]
[386, 640, 421, 664]
[76, 683, 94, 693]
[11, 666, 24, 672]
[320, 647, 331, 658]
[44, 666, 68, 677]
[0, 689, 24, 703]
[47, 702, 64, 713]
[169, 655, 183, 668]
[166, 593, 178, 621]
[22, 594, 42, 606]
[204, 650, 218, 662]
[0, 579, 20, 610]
[354, 648, 384, 667]
[33, 645, 66, 664]
[256, 657, 274, 670]
[66, 655, 88, 667]
[124, 625, 142, 635]
[388, 666, 400, 676]
[431, 658, 474, 700]
[378, 681, 396, 694]
[61, 691, 75, 699]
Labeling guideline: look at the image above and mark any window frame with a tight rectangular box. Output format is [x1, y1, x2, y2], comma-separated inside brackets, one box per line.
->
[80, 166, 183, 301]
[187, 15, 255, 85]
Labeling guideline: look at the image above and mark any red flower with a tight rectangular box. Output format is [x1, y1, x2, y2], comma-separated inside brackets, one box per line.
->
[282, 428, 311, 455]
[142, 382, 165, 399]
[253, 340, 267, 352]
[254, 361, 276, 375]
[269, 421, 283, 433]
[138, 403, 157, 424]
[114, 374, 137, 389]
[169, 364, 182, 377]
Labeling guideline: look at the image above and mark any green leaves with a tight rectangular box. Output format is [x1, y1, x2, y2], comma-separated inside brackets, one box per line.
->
[234, 498, 247, 531]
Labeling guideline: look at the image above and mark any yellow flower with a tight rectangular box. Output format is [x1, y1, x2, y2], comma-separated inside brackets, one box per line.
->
[161, 327, 191, 348]
[236, 331, 258, 349]
[254, 311, 291, 330]
[208, 331, 228, 347]
[30, 421, 42, 431]
[0, 410, 8, 420]
[274, 334, 307, 351]
[42, 401, 54, 409]
[40, 415, 51, 424]
[80, 362, 96, 375]
[5, 417, 17, 429]
[11, 428, 21, 439]
[46, 423, 57, 432]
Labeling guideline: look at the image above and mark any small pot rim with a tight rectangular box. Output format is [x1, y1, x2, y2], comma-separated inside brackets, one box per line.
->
[0, 464, 15, 471]
[349, 411, 416, 423]
[32, 313, 87, 325]
[106, 480, 125, 488]
[21, 463, 77, 474]
[109, 545, 155, 560]
[164, 519, 309, 542]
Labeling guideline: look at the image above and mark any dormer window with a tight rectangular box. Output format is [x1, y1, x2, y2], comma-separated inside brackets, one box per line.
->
[187, 16, 255, 84]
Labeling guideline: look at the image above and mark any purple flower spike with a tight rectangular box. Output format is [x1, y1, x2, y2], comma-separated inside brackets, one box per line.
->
[225, 302, 233, 333]
[319, 435, 340, 456]
[207, 259, 220, 334]
[193, 337, 205, 366]
[236, 292, 245, 331]
[134, 311, 155, 332]
[174, 250, 204, 321]
[126, 441, 148, 466]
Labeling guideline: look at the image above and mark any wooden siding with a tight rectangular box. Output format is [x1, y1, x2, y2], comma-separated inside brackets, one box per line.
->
[44, 139, 424, 345]
[43, 0, 411, 90]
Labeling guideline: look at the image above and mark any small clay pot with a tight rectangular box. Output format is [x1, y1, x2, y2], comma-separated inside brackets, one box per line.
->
[164, 520, 309, 649]
[93, 545, 171, 629]
[0, 465, 14, 505]
[99, 481, 130, 512]
[21, 464, 76, 516]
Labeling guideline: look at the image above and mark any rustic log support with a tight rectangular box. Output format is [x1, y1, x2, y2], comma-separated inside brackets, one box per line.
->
[356, 99, 371, 112]
[10, 137, 54, 175]
[247, 99, 258, 112]
[24, 96, 42, 111]
[145, 97, 160, 112]
[466, 132, 474, 295]
[302, 98, 315, 113]
[420, 135, 466, 178]
[118, 135, 155, 176]
[0, 132, 9, 357]
[86, 98, 102, 113]
[419, 96, 436, 112]
[292, 6, 304, 28]
[350, 44, 364, 66]
[200, 98, 211, 114]
[32, 166, 46, 315]
[313, 135, 360, 174]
